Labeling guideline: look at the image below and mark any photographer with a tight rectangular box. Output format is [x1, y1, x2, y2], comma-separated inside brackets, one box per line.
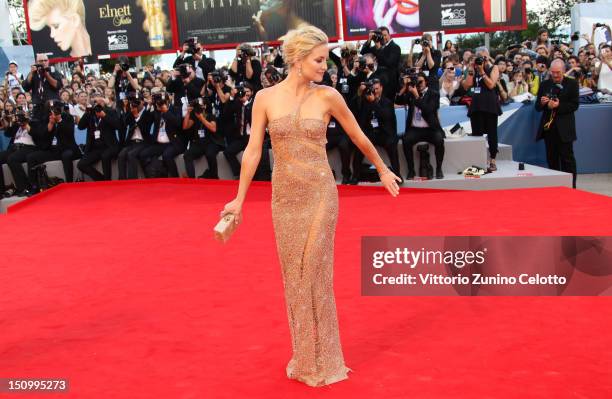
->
[414, 34, 442, 88]
[117, 94, 154, 180]
[3, 60, 24, 92]
[138, 94, 184, 178]
[594, 44, 612, 93]
[461, 47, 502, 172]
[328, 43, 358, 103]
[535, 59, 579, 189]
[22, 54, 63, 120]
[360, 27, 401, 98]
[350, 79, 401, 184]
[222, 83, 253, 179]
[77, 94, 121, 181]
[174, 39, 198, 69]
[396, 72, 445, 180]
[522, 61, 540, 96]
[167, 63, 205, 114]
[182, 96, 217, 179]
[361, 53, 391, 99]
[26, 101, 80, 188]
[263, 66, 283, 88]
[229, 43, 263, 93]
[0, 110, 39, 196]
[109, 56, 140, 109]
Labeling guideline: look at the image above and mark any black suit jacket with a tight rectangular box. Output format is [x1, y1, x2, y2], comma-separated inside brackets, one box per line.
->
[78, 107, 121, 153]
[121, 107, 155, 146]
[354, 95, 397, 141]
[535, 77, 579, 142]
[152, 109, 183, 145]
[49, 113, 79, 151]
[396, 88, 444, 134]
[166, 77, 205, 108]
[360, 40, 401, 73]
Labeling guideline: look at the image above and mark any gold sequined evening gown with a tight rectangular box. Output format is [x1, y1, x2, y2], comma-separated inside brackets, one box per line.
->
[268, 85, 351, 387]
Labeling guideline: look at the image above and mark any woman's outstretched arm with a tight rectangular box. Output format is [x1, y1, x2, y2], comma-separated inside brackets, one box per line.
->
[325, 88, 401, 197]
[221, 89, 268, 222]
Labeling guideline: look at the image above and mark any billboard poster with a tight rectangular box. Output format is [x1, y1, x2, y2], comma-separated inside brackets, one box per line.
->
[342, 0, 526, 40]
[175, 0, 339, 47]
[26, 0, 177, 61]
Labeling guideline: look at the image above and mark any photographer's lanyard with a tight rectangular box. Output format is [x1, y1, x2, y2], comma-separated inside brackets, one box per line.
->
[371, 110, 379, 129]
[51, 123, 58, 146]
[93, 117, 102, 140]
[474, 74, 483, 94]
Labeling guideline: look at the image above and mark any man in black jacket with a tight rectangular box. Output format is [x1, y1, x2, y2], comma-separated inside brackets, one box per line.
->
[350, 79, 401, 184]
[182, 97, 217, 178]
[118, 94, 154, 180]
[138, 97, 185, 178]
[396, 72, 445, 179]
[110, 57, 140, 110]
[77, 96, 121, 181]
[26, 102, 81, 188]
[2, 111, 41, 196]
[223, 83, 253, 179]
[167, 64, 205, 111]
[360, 27, 401, 99]
[535, 59, 579, 188]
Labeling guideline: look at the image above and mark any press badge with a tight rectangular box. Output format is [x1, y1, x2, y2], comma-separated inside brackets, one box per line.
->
[371, 118, 379, 128]
[119, 92, 126, 100]
[51, 137, 58, 146]
[94, 130, 101, 139]
[328, 121, 336, 128]
[198, 129, 205, 138]
[474, 87, 481, 94]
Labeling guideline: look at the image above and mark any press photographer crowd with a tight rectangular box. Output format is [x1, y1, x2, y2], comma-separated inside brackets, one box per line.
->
[1, 24, 611, 197]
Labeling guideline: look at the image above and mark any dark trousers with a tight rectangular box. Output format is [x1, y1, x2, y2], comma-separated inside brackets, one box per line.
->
[470, 111, 498, 159]
[402, 127, 445, 173]
[0, 147, 17, 189]
[26, 147, 81, 185]
[118, 141, 148, 180]
[77, 146, 119, 181]
[6, 145, 38, 191]
[202, 140, 224, 178]
[352, 132, 400, 181]
[544, 129, 577, 189]
[223, 135, 249, 177]
[326, 133, 352, 178]
[183, 140, 208, 178]
[139, 141, 184, 178]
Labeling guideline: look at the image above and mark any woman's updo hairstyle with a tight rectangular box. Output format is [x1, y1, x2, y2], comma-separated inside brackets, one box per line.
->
[282, 25, 328, 70]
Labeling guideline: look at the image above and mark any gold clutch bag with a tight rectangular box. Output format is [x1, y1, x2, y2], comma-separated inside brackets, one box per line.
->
[214, 213, 238, 243]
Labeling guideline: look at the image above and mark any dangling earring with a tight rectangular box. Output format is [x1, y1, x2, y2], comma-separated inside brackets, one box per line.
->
[298, 66, 302, 77]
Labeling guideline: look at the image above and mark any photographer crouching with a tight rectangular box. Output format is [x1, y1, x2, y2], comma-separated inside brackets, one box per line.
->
[77, 93, 121, 181]
[350, 79, 401, 184]
[1, 109, 40, 196]
[117, 93, 155, 180]
[396, 72, 445, 180]
[535, 59, 579, 189]
[26, 100, 81, 191]
[461, 48, 502, 172]
[182, 96, 218, 179]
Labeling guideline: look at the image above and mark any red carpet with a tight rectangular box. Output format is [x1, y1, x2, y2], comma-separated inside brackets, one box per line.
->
[1, 180, 611, 398]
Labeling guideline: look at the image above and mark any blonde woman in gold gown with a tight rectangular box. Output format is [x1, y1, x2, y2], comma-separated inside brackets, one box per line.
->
[221, 25, 401, 387]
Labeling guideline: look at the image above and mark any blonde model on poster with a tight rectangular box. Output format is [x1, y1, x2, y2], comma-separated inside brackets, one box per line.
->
[221, 25, 401, 387]
[28, 0, 92, 58]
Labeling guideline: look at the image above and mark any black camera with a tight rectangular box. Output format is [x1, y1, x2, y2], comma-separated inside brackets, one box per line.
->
[266, 67, 281, 83]
[475, 56, 485, 66]
[236, 85, 246, 98]
[16, 112, 29, 125]
[371, 30, 384, 43]
[185, 37, 197, 54]
[421, 39, 430, 48]
[189, 97, 206, 114]
[93, 104, 104, 113]
[363, 81, 375, 97]
[177, 64, 191, 79]
[49, 100, 66, 115]
[571, 32, 580, 42]
[210, 71, 224, 84]
[128, 93, 142, 108]
[153, 92, 170, 107]
[595, 23, 605, 28]
[238, 44, 256, 61]
[400, 68, 418, 87]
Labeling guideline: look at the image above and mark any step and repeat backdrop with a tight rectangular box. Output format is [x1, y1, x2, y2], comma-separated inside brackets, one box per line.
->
[24, 0, 525, 61]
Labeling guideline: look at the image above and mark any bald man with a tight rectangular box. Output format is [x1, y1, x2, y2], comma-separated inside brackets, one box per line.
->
[535, 58, 579, 189]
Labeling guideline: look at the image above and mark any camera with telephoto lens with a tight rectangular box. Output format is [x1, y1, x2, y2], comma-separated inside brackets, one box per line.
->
[400, 68, 418, 87]
[185, 37, 197, 55]
[128, 93, 142, 108]
[362, 81, 375, 97]
[475, 56, 485, 66]
[189, 97, 206, 114]
[371, 30, 384, 44]
[266, 66, 281, 83]
[210, 71, 223, 84]
[153, 92, 170, 107]
[93, 103, 104, 113]
[357, 56, 367, 71]
[237, 44, 256, 62]
[547, 84, 562, 101]
[49, 100, 66, 115]
[236, 82, 246, 99]
[16, 111, 29, 125]
[177, 63, 191, 79]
